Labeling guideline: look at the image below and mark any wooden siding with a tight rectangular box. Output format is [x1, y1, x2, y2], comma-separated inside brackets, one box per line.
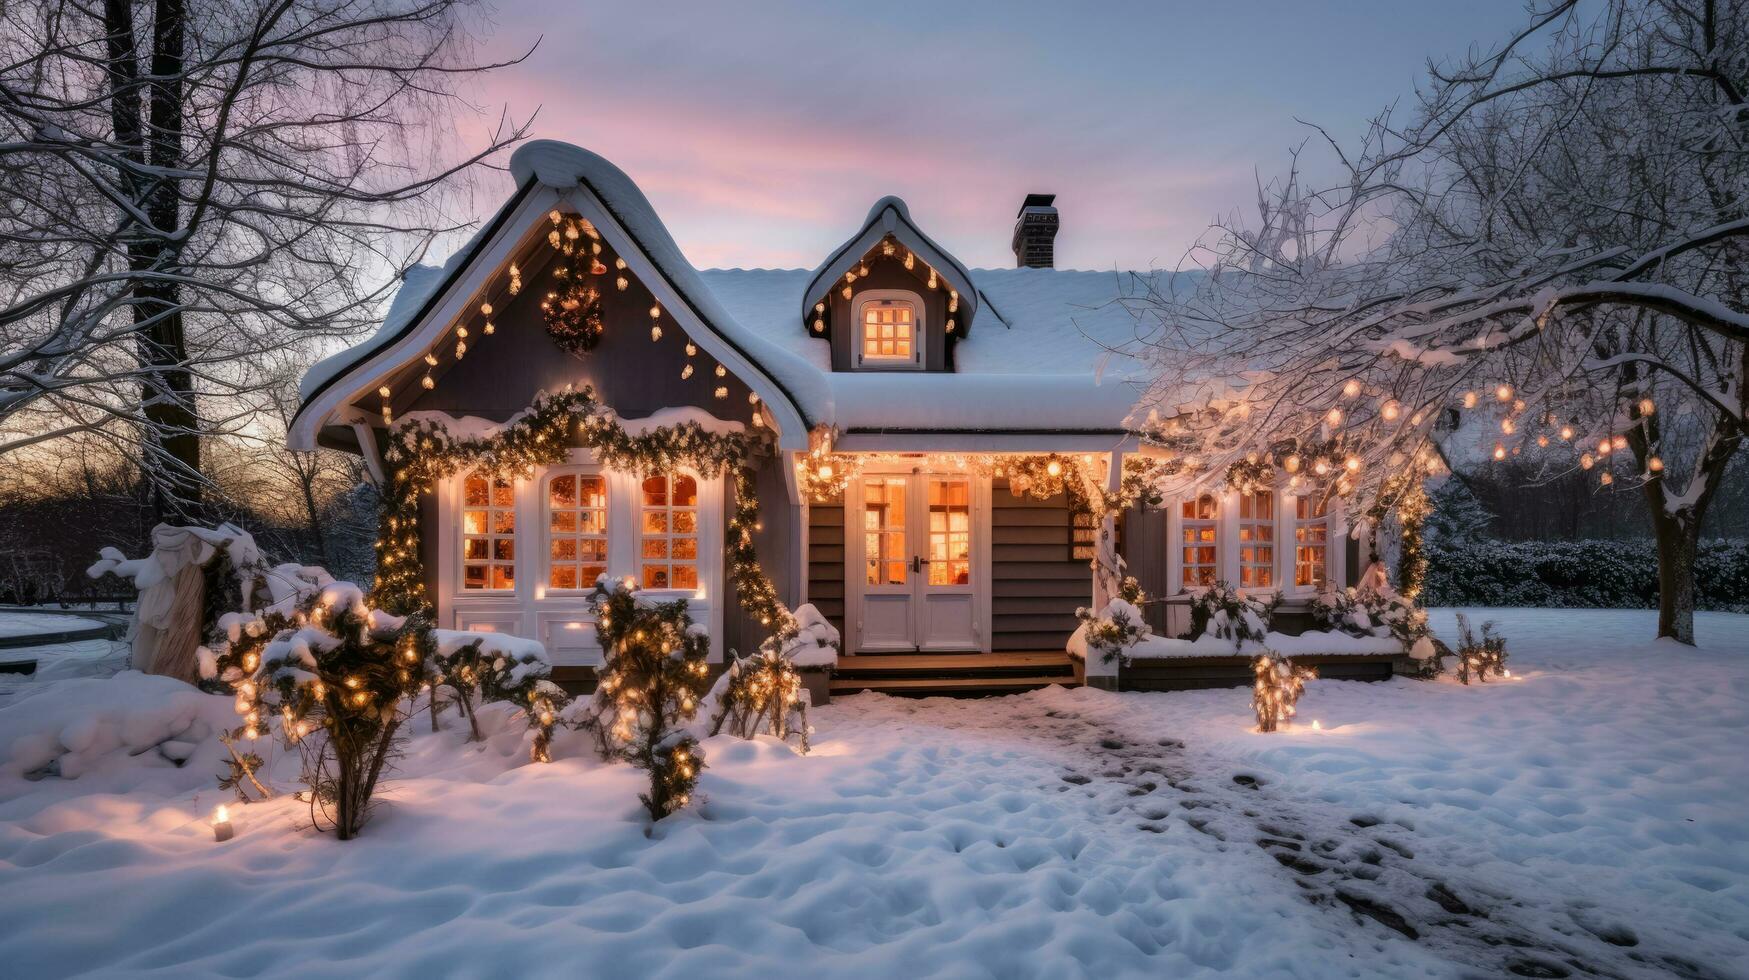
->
[806, 496, 846, 637]
[990, 478, 1088, 651]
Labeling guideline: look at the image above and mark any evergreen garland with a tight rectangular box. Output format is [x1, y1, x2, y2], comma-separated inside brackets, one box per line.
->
[372, 386, 794, 650]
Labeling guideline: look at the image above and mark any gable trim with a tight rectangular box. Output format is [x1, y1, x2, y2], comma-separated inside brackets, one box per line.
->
[800, 197, 979, 336]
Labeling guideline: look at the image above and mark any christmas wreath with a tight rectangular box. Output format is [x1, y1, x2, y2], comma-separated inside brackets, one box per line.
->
[542, 281, 604, 357]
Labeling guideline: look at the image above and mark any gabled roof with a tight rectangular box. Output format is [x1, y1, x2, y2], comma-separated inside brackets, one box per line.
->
[295, 141, 1184, 452]
[799, 196, 979, 335]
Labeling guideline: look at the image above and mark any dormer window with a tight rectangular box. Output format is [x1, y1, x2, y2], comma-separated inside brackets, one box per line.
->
[854, 290, 924, 370]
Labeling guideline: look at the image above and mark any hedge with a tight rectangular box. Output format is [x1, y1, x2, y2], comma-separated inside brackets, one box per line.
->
[1421, 539, 1749, 612]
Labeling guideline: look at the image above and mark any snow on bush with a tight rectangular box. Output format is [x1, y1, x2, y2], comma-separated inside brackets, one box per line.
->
[780, 603, 839, 668]
[426, 627, 566, 759]
[1069, 577, 1153, 665]
[1423, 538, 1749, 612]
[1185, 582, 1278, 648]
[1309, 587, 1438, 674]
[0, 672, 234, 788]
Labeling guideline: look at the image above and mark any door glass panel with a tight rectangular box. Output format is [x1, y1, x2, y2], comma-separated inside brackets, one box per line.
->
[863, 477, 907, 585]
[928, 478, 971, 586]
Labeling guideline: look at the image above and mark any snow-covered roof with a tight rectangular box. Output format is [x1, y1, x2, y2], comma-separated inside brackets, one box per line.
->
[294, 141, 1175, 450]
[798, 196, 980, 336]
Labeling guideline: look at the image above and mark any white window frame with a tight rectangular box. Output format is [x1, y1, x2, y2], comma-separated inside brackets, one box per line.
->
[1293, 493, 1331, 593]
[636, 471, 703, 593]
[437, 450, 726, 667]
[541, 465, 610, 594]
[1237, 489, 1277, 591]
[853, 289, 925, 371]
[458, 470, 519, 593]
[1179, 493, 1219, 589]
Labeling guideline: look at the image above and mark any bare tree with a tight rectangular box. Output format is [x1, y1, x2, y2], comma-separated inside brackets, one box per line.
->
[0, 0, 529, 526]
[1133, 0, 1746, 643]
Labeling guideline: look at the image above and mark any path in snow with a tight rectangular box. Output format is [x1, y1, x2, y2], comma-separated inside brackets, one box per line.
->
[1013, 699, 1727, 980]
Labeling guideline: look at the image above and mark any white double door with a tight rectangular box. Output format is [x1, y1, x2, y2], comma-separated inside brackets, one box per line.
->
[850, 469, 985, 653]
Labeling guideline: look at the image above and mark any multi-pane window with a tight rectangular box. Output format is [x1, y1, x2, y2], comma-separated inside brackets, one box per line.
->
[547, 473, 607, 591]
[1295, 495, 1329, 590]
[462, 472, 516, 590]
[1239, 490, 1275, 588]
[860, 300, 915, 363]
[640, 474, 698, 590]
[1181, 494, 1218, 587]
[927, 478, 971, 586]
[863, 477, 908, 585]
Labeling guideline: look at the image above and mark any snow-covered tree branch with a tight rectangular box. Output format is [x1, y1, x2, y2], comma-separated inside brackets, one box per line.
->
[0, 0, 530, 524]
[1130, 0, 1746, 643]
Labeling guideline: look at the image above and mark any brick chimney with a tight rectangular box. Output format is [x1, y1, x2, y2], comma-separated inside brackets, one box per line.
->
[1011, 193, 1058, 269]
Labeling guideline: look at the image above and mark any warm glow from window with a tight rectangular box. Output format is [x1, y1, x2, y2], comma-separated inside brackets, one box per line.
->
[928, 478, 971, 586]
[462, 472, 515, 590]
[1240, 490, 1275, 588]
[640, 474, 698, 590]
[863, 477, 907, 585]
[547, 473, 607, 590]
[1181, 494, 1217, 587]
[1295, 495, 1328, 590]
[861, 301, 915, 362]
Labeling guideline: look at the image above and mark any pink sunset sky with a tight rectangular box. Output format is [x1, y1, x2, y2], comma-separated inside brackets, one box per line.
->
[457, 0, 1531, 271]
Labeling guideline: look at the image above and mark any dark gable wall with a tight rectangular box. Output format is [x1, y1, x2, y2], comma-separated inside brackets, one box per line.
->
[376, 243, 780, 625]
[396, 250, 757, 422]
[825, 252, 957, 372]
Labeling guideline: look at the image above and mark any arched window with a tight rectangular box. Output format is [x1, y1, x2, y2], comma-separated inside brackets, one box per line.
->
[1239, 490, 1275, 588]
[547, 472, 607, 591]
[640, 474, 698, 590]
[461, 471, 516, 591]
[1295, 495, 1329, 590]
[1180, 493, 1218, 587]
[854, 290, 923, 369]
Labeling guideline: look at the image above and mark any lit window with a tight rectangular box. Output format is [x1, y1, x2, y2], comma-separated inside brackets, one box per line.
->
[547, 473, 607, 590]
[1181, 494, 1218, 587]
[461, 472, 516, 590]
[640, 474, 698, 590]
[863, 477, 907, 585]
[1239, 490, 1275, 588]
[927, 478, 971, 586]
[1295, 495, 1328, 590]
[860, 300, 915, 363]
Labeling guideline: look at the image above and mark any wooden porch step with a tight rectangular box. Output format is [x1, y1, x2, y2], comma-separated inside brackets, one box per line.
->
[830, 674, 1075, 698]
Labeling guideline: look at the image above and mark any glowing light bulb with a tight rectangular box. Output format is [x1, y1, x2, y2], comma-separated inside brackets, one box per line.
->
[1045, 459, 1063, 477]
[1326, 407, 1343, 425]
[1462, 391, 1477, 408]
[1342, 379, 1361, 398]
[1495, 384, 1512, 402]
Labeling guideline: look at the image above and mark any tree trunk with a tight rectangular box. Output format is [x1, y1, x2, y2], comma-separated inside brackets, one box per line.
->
[141, 0, 199, 526]
[1650, 508, 1701, 645]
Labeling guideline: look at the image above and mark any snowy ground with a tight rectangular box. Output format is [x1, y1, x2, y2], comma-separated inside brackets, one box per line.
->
[0, 611, 106, 638]
[0, 608, 1744, 978]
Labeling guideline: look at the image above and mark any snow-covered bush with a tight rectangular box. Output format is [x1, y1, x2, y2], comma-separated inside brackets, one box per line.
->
[426, 630, 564, 757]
[1311, 587, 1440, 676]
[1185, 582, 1278, 650]
[206, 582, 431, 839]
[1452, 613, 1509, 685]
[1422, 538, 1749, 612]
[1251, 652, 1314, 733]
[704, 646, 811, 753]
[574, 577, 711, 820]
[780, 603, 840, 668]
[1073, 578, 1153, 666]
[0, 672, 233, 785]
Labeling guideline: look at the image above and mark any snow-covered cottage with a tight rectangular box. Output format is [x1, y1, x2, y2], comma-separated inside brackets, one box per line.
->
[291, 141, 1373, 697]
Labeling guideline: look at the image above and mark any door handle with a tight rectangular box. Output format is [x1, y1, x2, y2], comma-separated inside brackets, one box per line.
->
[910, 555, 930, 572]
